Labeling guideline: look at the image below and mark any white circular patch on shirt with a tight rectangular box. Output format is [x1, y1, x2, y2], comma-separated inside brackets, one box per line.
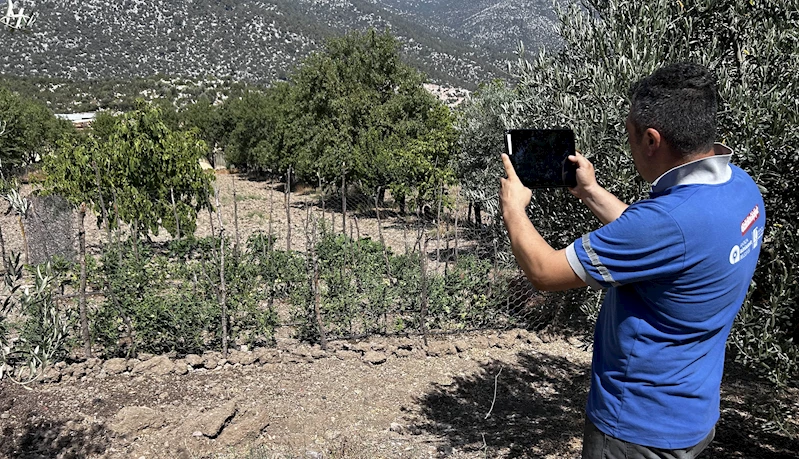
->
[729, 245, 741, 265]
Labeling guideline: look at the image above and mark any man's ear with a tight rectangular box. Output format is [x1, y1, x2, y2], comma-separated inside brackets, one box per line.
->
[644, 128, 662, 156]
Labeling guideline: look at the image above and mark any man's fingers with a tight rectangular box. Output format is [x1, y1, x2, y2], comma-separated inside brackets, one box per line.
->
[501, 154, 519, 181]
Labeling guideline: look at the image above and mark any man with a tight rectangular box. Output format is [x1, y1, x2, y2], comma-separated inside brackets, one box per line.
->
[499, 62, 765, 458]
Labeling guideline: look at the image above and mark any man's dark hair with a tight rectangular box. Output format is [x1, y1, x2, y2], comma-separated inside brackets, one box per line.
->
[629, 62, 717, 157]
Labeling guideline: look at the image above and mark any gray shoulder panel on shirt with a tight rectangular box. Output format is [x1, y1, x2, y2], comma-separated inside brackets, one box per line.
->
[566, 241, 604, 290]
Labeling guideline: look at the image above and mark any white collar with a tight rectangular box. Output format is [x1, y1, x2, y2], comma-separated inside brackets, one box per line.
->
[650, 143, 733, 194]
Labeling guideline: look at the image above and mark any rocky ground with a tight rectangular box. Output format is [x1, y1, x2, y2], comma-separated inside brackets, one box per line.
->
[1, 329, 798, 459]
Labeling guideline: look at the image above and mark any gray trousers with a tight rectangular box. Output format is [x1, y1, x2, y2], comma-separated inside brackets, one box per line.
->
[581, 419, 715, 459]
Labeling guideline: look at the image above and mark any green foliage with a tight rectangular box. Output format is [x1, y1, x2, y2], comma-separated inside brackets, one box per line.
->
[492, 0, 798, 391]
[289, 229, 518, 340]
[43, 100, 215, 237]
[1, 255, 71, 382]
[0, 86, 74, 176]
[92, 235, 282, 357]
[221, 29, 457, 207]
[454, 80, 516, 212]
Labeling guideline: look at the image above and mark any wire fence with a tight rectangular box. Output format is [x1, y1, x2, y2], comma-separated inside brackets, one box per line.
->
[1, 172, 560, 360]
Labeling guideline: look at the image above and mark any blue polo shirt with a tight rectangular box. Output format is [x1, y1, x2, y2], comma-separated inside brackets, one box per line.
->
[565, 144, 765, 449]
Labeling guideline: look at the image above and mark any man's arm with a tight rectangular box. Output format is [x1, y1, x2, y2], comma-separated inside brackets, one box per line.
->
[500, 154, 586, 292]
[567, 153, 628, 225]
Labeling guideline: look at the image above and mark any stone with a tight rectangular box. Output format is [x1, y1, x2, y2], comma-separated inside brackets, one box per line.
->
[184, 354, 203, 368]
[353, 341, 372, 354]
[40, 366, 61, 383]
[69, 362, 87, 378]
[310, 348, 327, 360]
[335, 350, 359, 361]
[426, 341, 457, 357]
[217, 410, 270, 447]
[226, 350, 244, 365]
[362, 351, 386, 365]
[203, 353, 220, 370]
[395, 338, 414, 350]
[237, 351, 257, 366]
[173, 360, 189, 375]
[394, 348, 412, 358]
[104, 358, 129, 375]
[473, 335, 490, 349]
[110, 406, 165, 437]
[254, 347, 278, 364]
[254, 347, 280, 364]
[275, 338, 301, 352]
[193, 401, 237, 438]
[453, 340, 472, 353]
[132, 355, 175, 376]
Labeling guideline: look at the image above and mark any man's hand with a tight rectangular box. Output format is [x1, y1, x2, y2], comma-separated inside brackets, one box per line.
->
[566, 152, 629, 225]
[567, 152, 600, 201]
[500, 153, 532, 217]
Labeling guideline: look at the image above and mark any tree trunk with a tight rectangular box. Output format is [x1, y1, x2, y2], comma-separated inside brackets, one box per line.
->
[92, 161, 111, 242]
[78, 203, 92, 359]
[0, 222, 7, 272]
[170, 187, 181, 240]
[475, 202, 482, 227]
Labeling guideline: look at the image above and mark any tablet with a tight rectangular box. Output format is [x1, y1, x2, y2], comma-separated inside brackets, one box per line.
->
[504, 129, 577, 189]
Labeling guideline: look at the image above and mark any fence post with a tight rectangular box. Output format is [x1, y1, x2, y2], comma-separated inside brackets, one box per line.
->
[77, 202, 91, 358]
[375, 188, 392, 280]
[232, 173, 240, 253]
[305, 202, 327, 349]
[341, 162, 347, 236]
[436, 183, 443, 264]
[285, 166, 292, 252]
[454, 192, 460, 264]
[420, 235, 429, 347]
[215, 187, 229, 358]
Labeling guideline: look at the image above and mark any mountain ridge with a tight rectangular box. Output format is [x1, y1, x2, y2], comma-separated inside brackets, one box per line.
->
[1, 0, 563, 89]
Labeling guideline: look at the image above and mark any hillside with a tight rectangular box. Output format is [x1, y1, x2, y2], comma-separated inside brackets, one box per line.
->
[0, 0, 564, 92]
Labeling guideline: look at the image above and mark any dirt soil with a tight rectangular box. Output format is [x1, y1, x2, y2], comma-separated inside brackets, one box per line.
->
[0, 331, 798, 459]
[1, 173, 797, 458]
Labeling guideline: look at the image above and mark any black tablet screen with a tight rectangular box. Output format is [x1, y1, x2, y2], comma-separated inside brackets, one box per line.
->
[505, 129, 576, 188]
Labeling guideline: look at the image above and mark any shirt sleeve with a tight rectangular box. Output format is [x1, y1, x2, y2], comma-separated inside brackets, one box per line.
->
[566, 200, 686, 289]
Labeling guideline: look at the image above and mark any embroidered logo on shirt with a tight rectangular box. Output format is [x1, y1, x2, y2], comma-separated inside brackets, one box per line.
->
[741, 205, 760, 235]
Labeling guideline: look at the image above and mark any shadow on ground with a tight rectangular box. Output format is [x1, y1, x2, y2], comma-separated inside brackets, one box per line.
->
[0, 414, 108, 459]
[415, 350, 799, 458]
[415, 350, 589, 458]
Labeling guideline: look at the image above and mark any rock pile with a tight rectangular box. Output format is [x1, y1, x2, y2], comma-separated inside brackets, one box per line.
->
[37, 329, 542, 383]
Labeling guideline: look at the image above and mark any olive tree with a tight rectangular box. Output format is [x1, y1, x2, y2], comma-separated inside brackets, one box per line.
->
[492, 0, 798, 419]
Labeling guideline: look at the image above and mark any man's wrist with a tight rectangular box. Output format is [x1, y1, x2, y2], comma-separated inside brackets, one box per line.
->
[502, 204, 529, 226]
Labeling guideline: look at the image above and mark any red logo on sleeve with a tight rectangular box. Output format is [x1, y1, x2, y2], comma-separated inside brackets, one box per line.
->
[740, 205, 760, 235]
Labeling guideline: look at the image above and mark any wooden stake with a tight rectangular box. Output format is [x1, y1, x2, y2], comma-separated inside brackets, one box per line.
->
[215, 187, 228, 358]
[78, 202, 91, 358]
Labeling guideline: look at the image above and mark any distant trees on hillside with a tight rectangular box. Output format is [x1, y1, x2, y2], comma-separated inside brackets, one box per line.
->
[0, 87, 73, 177]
